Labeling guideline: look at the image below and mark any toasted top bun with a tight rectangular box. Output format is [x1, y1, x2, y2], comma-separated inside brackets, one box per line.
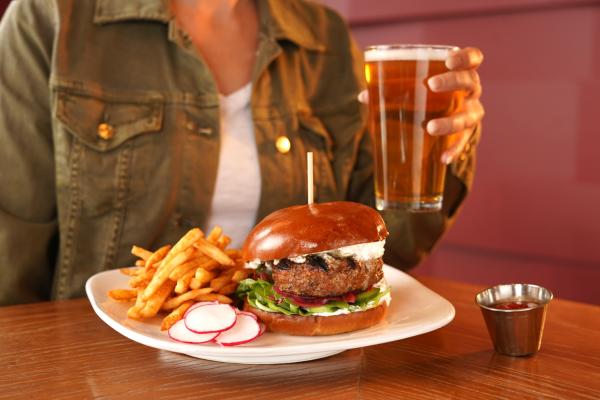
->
[244, 300, 388, 336]
[242, 201, 388, 262]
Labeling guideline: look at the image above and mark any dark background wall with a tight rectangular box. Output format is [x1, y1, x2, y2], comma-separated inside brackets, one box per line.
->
[323, 0, 600, 304]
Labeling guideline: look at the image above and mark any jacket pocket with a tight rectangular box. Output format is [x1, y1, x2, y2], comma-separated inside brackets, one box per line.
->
[54, 86, 165, 218]
[55, 89, 164, 151]
[297, 111, 333, 161]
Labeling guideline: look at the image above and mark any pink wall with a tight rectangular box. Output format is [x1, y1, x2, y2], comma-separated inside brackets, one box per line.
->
[323, 0, 600, 304]
[0, 0, 9, 17]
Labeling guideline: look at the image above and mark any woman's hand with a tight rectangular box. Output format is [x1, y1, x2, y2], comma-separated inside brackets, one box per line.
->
[426, 47, 485, 164]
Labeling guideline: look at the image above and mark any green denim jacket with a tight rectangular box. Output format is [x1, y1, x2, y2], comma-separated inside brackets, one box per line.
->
[0, 0, 478, 305]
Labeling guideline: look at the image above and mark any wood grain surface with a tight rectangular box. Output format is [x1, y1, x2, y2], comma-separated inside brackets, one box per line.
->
[0, 276, 598, 400]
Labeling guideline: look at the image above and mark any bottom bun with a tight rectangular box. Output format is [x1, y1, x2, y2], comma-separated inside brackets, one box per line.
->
[243, 301, 388, 336]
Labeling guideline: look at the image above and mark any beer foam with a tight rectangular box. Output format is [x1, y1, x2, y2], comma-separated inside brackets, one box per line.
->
[364, 46, 456, 62]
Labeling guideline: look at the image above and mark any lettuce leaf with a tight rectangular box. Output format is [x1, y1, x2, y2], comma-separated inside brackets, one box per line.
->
[236, 279, 390, 316]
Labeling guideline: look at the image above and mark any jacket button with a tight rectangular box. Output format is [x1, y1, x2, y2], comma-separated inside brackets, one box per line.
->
[186, 121, 197, 131]
[275, 136, 291, 154]
[97, 123, 114, 140]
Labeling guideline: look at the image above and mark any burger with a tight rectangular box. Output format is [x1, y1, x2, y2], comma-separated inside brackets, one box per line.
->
[236, 201, 391, 336]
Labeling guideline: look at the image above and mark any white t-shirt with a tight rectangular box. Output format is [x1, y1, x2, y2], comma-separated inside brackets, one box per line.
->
[204, 83, 261, 248]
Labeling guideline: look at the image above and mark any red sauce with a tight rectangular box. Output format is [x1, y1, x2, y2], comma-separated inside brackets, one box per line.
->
[490, 300, 539, 310]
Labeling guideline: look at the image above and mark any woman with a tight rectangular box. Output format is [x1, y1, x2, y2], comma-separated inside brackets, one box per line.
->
[0, 0, 483, 305]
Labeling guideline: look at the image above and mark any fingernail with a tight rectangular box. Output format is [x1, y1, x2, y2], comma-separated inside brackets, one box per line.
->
[357, 90, 369, 104]
[441, 153, 453, 165]
[428, 76, 442, 91]
[427, 120, 441, 135]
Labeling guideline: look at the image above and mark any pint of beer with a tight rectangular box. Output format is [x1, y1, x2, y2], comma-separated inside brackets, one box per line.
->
[364, 45, 463, 212]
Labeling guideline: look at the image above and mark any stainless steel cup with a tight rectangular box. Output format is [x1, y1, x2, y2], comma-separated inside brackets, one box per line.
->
[475, 283, 553, 356]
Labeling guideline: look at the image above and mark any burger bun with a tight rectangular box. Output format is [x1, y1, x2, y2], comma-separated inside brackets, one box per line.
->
[243, 300, 388, 336]
[242, 201, 388, 262]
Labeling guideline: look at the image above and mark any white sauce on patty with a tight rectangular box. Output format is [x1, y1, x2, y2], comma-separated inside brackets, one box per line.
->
[246, 240, 386, 268]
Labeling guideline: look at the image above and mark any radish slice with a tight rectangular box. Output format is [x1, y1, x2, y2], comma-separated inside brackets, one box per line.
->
[185, 303, 237, 333]
[214, 314, 261, 346]
[168, 319, 219, 344]
[184, 301, 218, 318]
[258, 322, 266, 337]
[236, 310, 258, 321]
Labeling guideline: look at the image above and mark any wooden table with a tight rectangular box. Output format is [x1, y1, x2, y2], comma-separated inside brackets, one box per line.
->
[1, 276, 598, 400]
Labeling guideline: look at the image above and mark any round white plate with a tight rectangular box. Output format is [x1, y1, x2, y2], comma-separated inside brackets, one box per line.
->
[86, 265, 454, 364]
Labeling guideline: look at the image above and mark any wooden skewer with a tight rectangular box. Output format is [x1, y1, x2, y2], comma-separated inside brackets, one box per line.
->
[307, 152, 314, 205]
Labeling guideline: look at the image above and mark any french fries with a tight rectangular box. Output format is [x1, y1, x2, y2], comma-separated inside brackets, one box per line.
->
[210, 270, 235, 292]
[119, 267, 140, 276]
[206, 226, 223, 243]
[142, 247, 195, 301]
[159, 228, 203, 269]
[218, 282, 238, 296]
[169, 256, 208, 281]
[127, 290, 146, 320]
[216, 235, 231, 249]
[108, 226, 251, 331]
[232, 269, 251, 282]
[175, 269, 196, 294]
[193, 238, 235, 266]
[162, 287, 214, 310]
[161, 301, 194, 331]
[194, 293, 233, 304]
[145, 244, 171, 269]
[141, 280, 176, 318]
[189, 277, 203, 290]
[131, 245, 153, 261]
[108, 289, 137, 301]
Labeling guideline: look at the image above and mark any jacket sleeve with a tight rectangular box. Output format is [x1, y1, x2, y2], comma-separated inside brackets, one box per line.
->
[0, 0, 58, 305]
[344, 39, 481, 270]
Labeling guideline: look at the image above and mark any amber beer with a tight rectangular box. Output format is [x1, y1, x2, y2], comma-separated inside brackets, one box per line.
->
[365, 45, 463, 211]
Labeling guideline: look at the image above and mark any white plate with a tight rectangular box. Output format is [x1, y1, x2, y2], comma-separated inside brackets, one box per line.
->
[86, 265, 454, 364]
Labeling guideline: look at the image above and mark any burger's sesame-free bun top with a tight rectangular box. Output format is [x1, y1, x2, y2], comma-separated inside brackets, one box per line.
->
[242, 201, 388, 262]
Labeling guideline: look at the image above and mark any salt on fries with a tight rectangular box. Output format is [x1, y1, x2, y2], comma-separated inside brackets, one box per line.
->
[108, 226, 251, 331]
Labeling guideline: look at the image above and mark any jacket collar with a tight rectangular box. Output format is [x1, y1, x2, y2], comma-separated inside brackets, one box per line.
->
[93, 0, 326, 51]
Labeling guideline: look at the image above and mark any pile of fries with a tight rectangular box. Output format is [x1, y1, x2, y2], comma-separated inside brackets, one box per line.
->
[108, 226, 251, 331]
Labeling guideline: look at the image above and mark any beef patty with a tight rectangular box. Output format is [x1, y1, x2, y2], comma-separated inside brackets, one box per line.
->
[271, 255, 383, 297]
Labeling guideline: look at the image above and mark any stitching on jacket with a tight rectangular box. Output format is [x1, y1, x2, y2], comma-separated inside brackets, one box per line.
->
[50, 77, 220, 107]
[180, 133, 194, 228]
[57, 140, 82, 299]
[104, 142, 132, 269]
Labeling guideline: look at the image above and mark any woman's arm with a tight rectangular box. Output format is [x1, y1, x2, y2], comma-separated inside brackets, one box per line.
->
[0, 0, 58, 305]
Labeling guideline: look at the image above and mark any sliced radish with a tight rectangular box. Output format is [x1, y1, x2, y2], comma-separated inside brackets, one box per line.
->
[185, 303, 237, 333]
[168, 319, 219, 344]
[258, 322, 266, 337]
[236, 310, 258, 321]
[184, 301, 218, 318]
[214, 314, 261, 346]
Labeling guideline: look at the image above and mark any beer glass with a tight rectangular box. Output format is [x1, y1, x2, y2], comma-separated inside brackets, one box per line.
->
[365, 45, 463, 212]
